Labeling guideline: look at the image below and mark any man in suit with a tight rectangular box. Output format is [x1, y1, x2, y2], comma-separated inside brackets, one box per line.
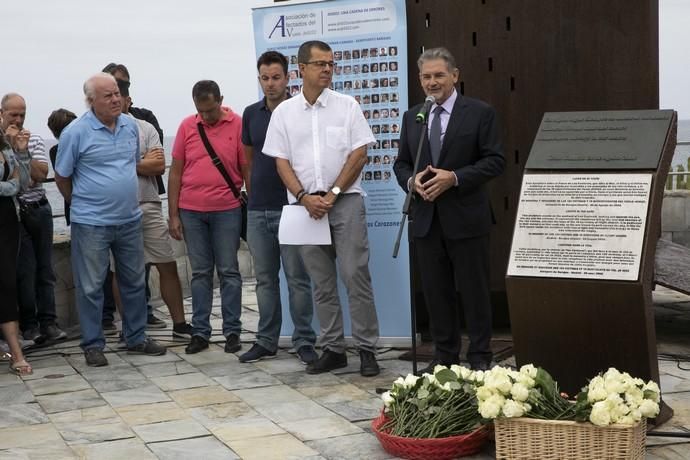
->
[393, 47, 504, 373]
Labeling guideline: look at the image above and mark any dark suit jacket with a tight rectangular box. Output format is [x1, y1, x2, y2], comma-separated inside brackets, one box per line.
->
[393, 94, 505, 239]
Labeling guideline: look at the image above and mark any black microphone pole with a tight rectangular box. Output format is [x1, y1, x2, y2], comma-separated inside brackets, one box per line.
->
[392, 96, 434, 377]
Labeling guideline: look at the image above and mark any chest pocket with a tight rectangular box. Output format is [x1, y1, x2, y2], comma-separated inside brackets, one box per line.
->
[326, 126, 348, 151]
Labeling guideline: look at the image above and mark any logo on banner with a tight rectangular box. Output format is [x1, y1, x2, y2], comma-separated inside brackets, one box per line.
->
[266, 12, 318, 41]
[269, 15, 292, 38]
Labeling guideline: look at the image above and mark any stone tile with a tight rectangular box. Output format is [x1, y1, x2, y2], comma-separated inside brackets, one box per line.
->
[339, 369, 405, 394]
[132, 418, 209, 443]
[116, 350, 182, 366]
[27, 355, 71, 369]
[67, 352, 128, 371]
[137, 360, 198, 378]
[298, 383, 372, 404]
[189, 402, 257, 430]
[25, 374, 92, 396]
[0, 383, 35, 405]
[195, 360, 256, 378]
[0, 423, 63, 449]
[213, 370, 281, 390]
[306, 432, 393, 460]
[660, 373, 690, 394]
[254, 400, 335, 424]
[279, 415, 363, 441]
[178, 348, 232, 366]
[36, 389, 106, 414]
[0, 403, 49, 429]
[0, 372, 21, 388]
[0, 442, 77, 459]
[20, 364, 76, 381]
[225, 433, 318, 460]
[147, 436, 239, 460]
[56, 419, 135, 445]
[100, 384, 171, 408]
[252, 355, 306, 374]
[233, 384, 309, 407]
[321, 397, 384, 422]
[275, 371, 344, 388]
[647, 444, 690, 459]
[212, 415, 285, 442]
[169, 385, 240, 408]
[48, 405, 119, 424]
[115, 402, 188, 426]
[150, 372, 216, 391]
[660, 392, 690, 428]
[70, 438, 157, 460]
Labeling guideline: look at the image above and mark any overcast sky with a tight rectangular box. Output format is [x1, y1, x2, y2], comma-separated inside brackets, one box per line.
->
[4, 0, 688, 139]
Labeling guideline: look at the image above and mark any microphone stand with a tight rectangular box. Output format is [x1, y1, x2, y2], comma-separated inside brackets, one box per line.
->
[392, 116, 429, 376]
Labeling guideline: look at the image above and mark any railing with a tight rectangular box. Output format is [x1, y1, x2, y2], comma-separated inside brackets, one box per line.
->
[666, 140, 690, 190]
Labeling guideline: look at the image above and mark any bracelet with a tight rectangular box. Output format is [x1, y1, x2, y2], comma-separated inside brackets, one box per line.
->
[295, 189, 306, 203]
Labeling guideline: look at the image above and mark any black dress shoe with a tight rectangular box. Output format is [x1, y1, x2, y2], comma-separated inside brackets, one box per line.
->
[224, 334, 241, 353]
[185, 335, 209, 354]
[470, 361, 491, 371]
[306, 349, 348, 374]
[416, 359, 459, 376]
[359, 350, 380, 377]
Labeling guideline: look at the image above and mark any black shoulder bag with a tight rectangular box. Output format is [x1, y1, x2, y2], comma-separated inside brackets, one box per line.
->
[196, 123, 248, 241]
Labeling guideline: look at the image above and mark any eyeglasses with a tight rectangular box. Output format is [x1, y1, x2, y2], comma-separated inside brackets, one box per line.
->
[304, 60, 337, 69]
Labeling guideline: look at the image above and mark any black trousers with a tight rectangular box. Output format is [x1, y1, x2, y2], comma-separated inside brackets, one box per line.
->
[414, 211, 493, 365]
[0, 197, 19, 324]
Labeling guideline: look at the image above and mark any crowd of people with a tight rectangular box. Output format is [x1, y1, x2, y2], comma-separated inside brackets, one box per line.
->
[1, 40, 503, 380]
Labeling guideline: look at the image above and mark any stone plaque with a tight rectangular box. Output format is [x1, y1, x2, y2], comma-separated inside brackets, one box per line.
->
[526, 110, 674, 170]
[507, 173, 652, 280]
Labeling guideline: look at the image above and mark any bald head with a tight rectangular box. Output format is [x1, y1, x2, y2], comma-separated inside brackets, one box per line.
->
[83, 73, 122, 128]
[0, 93, 27, 130]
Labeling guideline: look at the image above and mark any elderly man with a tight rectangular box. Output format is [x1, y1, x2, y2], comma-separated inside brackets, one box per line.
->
[393, 47, 505, 374]
[1, 93, 65, 343]
[263, 40, 380, 377]
[55, 73, 166, 366]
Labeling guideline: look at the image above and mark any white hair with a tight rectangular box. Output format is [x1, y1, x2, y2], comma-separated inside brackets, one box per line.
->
[83, 72, 117, 108]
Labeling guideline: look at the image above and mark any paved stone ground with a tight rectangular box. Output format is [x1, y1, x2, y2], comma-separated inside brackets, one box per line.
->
[1, 284, 690, 459]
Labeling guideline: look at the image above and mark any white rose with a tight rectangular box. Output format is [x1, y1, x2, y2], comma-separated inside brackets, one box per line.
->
[588, 387, 608, 403]
[644, 381, 661, 402]
[403, 374, 420, 388]
[515, 373, 535, 388]
[476, 386, 493, 401]
[624, 387, 644, 406]
[381, 391, 394, 408]
[502, 399, 526, 418]
[511, 383, 530, 402]
[639, 399, 660, 418]
[433, 364, 447, 375]
[393, 377, 405, 387]
[473, 370, 485, 382]
[479, 396, 503, 419]
[520, 364, 538, 379]
[590, 401, 612, 427]
[617, 415, 635, 426]
[604, 376, 626, 395]
[630, 408, 642, 422]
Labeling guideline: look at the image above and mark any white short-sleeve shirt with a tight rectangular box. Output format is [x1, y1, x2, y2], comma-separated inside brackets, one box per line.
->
[263, 88, 374, 201]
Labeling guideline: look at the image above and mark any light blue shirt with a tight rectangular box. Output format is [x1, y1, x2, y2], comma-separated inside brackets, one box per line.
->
[56, 110, 141, 225]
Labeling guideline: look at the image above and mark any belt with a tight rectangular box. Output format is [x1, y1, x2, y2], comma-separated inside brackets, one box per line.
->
[309, 191, 328, 197]
[20, 197, 48, 209]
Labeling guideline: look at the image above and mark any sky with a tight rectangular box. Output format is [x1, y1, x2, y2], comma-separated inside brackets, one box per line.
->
[3, 0, 688, 139]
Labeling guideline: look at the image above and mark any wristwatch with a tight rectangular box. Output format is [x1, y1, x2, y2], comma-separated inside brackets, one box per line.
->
[330, 186, 341, 198]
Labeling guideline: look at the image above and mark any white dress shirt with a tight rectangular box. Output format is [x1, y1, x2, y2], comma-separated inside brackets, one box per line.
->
[263, 88, 375, 202]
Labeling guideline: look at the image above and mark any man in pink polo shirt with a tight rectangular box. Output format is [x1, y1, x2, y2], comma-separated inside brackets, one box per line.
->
[168, 80, 249, 355]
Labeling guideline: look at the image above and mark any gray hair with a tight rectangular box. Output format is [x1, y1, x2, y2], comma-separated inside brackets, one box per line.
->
[1, 92, 25, 111]
[83, 72, 117, 107]
[417, 47, 457, 73]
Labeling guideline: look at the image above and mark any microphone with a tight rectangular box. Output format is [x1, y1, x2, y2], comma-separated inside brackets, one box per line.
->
[415, 96, 436, 123]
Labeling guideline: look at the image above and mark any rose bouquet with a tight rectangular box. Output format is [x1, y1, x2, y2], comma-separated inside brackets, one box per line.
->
[573, 367, 660, 427]
[380, 364, 484, 438]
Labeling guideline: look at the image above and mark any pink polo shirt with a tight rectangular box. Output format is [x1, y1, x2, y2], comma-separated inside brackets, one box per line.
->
[172, 108, 246, 212]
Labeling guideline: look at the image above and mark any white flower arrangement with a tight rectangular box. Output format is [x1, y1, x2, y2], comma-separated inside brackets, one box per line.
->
[574, 367, 660, 427]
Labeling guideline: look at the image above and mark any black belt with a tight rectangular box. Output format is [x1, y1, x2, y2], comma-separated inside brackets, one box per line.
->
[20, 197, 48, 209]
[309, 191, 328, 197]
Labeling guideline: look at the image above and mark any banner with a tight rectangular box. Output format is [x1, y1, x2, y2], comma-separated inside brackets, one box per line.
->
[252, 0, 411, 344]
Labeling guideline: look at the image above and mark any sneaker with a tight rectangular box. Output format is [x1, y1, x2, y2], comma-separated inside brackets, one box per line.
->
[23, 327, 42, 342]
[127, 337, 167, 356]
[296, 345, 318, 365]
[42, 324, 67, 341]
[224, 334, 241, 353]
[239, 343, 276, 363]
[172, 322, 193, 339]
[359, 350, 380, 377]
[102, 321, 118, 336]
[147, 314, 167, 329]
[185, 335, 209, 354]
[84, 348, 108, 367]
[306, 349, 348, 374]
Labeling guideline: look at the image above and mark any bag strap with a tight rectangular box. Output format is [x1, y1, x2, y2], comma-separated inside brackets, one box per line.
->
[197, 122, 246, 203]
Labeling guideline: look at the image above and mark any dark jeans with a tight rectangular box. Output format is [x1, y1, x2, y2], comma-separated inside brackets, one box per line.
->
[102, 265, 153, 323]
[17, 200, 57, 330]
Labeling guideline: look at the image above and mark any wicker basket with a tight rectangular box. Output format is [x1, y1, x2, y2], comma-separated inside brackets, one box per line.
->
[371, 412, 489, 460]
[494, 417, 646, 460]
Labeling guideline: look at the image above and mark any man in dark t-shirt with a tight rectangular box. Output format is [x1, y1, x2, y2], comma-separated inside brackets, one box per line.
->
[238, 51, 317, 365]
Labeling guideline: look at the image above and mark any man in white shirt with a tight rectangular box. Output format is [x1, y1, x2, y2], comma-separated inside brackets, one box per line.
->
[263, 40, 380, 377]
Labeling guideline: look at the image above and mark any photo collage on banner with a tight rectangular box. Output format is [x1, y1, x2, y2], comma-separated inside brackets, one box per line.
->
[252, 0, 412, 342]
